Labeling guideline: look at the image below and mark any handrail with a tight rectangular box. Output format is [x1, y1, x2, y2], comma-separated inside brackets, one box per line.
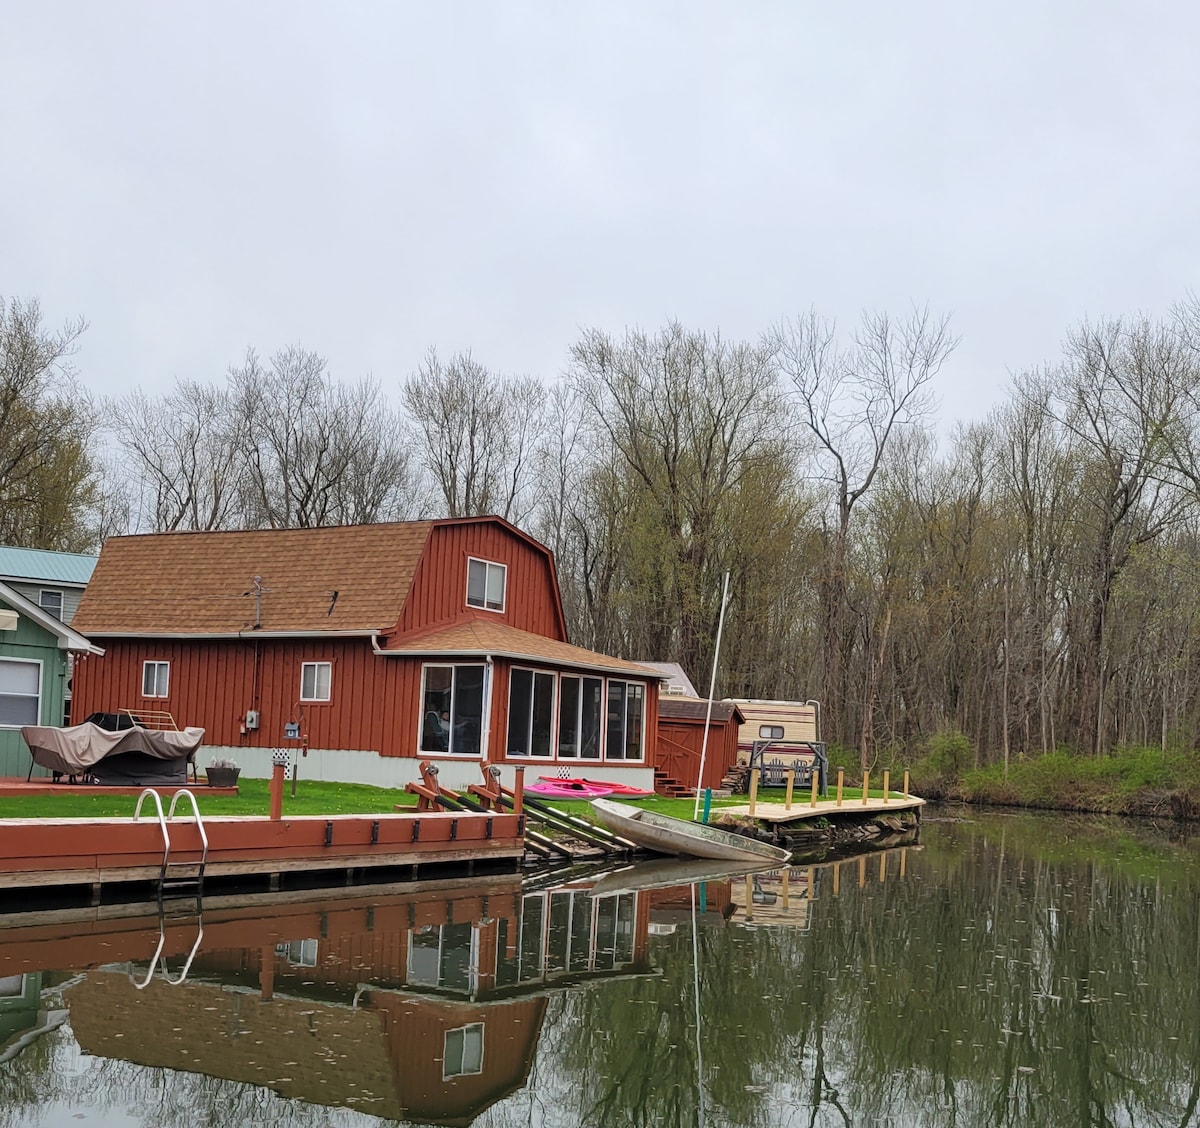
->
[133, 788, 171, 878]
[167, 788, 209, 885]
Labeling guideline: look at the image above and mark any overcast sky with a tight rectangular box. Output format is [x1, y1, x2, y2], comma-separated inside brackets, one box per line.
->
[3, 2, 1198, 429]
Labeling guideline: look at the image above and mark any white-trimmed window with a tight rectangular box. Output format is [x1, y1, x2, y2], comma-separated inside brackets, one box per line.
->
[507, 668, 556, 757]
[38, 590, 64, 620]
[142, 660, 170, 698]
[443, 1022, 484, 1079]
[605, 680, 645, 761]
[420, 664, 486, 755]
[466, 557, 506, 612]
[300, 661, 332, 702]
[0, 658, 40, 727]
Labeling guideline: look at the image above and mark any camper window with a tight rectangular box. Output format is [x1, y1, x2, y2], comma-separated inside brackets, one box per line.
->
[759, 724, 784, 740]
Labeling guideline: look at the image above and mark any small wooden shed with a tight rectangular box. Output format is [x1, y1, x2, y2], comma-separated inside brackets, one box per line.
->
[655, 697, 745, 794]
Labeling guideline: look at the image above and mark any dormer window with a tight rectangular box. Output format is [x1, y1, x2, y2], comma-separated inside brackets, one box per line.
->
[466, 558, 506, 613]
[38, 590, 64, 620]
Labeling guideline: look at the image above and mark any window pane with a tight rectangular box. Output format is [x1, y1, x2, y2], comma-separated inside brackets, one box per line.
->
[484, 563, 505, 610]
[558, 676, 580, 757]
[451, 665, 485, 755]
[580, 678, 602, 759]
[507, 669, 532, 756]
[461, 1024, 484, 1073]
[315, 663, 331, 699]
[624, 683, 644, 760]
[606, 681, 626, 759]
[439, 922, 473, 992]
[421, 666, 453, 752]
[445, 1028, 465, 1074]
[532, 673, 554, 756]
[466, 559, 486, 607]
[409, 930, 440, 986]
[568, 892, 593, 973]
[0, 696, 38, 726]
[519, 895, 545, 982]
[0, 662, 39, 696]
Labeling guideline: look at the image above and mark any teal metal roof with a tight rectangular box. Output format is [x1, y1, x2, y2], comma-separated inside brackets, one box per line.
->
[0, 545, 97, 586]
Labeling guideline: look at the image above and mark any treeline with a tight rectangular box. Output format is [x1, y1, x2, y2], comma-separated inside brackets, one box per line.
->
[8, 293, 1200, 766]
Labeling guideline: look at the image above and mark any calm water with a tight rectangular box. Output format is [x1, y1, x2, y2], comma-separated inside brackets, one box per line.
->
[1, 807, 1199, 1127]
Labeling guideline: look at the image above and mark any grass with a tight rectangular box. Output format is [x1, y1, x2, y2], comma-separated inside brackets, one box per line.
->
[0, 781, 903, 822]
[0, 778, 417, 820]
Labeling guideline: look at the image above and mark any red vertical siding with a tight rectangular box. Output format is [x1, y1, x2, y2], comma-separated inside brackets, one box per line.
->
[72, 637, 424, 756]
[396, 524, 565, 640]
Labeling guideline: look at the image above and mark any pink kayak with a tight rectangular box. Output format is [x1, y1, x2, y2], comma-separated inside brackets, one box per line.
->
[526, 780, 614, 799]
[537, 775, 655, 798]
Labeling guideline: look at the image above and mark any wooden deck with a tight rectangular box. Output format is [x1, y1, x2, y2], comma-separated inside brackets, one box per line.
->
[0, 809, 526, 892]
[721, 793, 926, 824]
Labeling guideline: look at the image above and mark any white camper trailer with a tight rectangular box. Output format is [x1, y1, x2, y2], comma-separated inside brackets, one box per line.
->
[723, 698, 827, 792]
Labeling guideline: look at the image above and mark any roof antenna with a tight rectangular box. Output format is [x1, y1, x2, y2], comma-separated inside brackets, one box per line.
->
[327, 590, 339, 616]
[244, 575, 270, 629]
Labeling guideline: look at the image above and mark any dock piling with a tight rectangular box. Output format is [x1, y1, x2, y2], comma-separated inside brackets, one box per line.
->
[785, 767, 795, 811]
[836, 768, 844, 807]
[882, 769, 890, 805]
[861, 770, 870, 806]
[748, 769, 760, 816]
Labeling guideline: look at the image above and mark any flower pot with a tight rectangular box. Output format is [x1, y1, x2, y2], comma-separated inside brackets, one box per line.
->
[207, 767, 241, 788]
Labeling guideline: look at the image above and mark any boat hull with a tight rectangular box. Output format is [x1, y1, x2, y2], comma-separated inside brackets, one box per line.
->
[590, 798, 790, 863]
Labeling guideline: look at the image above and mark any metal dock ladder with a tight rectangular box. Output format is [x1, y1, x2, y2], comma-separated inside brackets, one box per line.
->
[133, 788, 210, 897]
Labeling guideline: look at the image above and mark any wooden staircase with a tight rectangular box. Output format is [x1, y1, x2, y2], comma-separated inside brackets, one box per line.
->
[654, 768, 692, 798]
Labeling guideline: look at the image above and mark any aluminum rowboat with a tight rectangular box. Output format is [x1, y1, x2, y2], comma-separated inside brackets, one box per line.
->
[590, 798, 791, 863]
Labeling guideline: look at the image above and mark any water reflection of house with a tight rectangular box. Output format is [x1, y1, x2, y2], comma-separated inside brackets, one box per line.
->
[41, 878, 653, 1126]
[0, 972, 67, 1062]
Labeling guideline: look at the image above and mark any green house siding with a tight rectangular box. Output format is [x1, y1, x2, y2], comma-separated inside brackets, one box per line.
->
[0, 599, 68, 777]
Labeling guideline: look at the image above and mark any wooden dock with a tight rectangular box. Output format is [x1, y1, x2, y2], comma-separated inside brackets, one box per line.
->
[721, 793, 926, 825]
[0, 808, 526, 894]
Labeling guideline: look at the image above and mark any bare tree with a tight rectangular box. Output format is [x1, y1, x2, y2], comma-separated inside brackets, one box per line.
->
[403, 349, 546, 523]
[774, 307, 957, 754]
[232, 347, 417, 528]
[110, 380, 242, 531]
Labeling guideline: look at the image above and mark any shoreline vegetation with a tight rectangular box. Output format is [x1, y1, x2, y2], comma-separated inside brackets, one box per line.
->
[900, 739, 1200, 822]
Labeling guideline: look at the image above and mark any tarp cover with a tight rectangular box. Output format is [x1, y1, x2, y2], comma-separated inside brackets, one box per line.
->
[21, 723, 205, 776]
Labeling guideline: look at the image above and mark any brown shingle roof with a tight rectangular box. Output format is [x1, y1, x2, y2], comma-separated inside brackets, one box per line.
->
[73, 523, 433, 635]
[383, 619, 659, 678]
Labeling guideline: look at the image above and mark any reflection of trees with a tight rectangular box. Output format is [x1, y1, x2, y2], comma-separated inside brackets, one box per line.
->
[540, 813, 1200, 1127]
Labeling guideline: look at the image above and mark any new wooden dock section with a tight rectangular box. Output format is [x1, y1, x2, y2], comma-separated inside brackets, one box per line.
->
[721, 793, 926, 824]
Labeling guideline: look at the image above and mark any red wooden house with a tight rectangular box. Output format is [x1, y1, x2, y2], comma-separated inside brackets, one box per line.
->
[70, 517, 660, 792]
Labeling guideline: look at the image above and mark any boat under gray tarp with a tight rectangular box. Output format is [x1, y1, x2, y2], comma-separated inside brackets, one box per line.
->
[20, 722, 205, 785]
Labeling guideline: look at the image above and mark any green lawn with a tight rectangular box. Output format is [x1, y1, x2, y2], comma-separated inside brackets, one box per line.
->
[0, 781, 891, 822]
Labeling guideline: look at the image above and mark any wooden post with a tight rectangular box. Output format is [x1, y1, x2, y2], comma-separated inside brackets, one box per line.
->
[785, 767, 795, 811]
[513, 766, 525, 816]
[903, 769, 910, 799]
[832, 861, 840, 896]
[744, 874, 754, 922]
[782, 868, 790, 909]
[809, 768, 819, 808]
[882, 769, 890, 806]
[807, 865, 815, 900]
[861, 769, 870, 806]
[879, 852, 887, 882]
[269, 761, 285, 821]
[749, 768, 760, 816]
[900, 847, 907, 878]
[836, 768, 844, 807]
[858, 854, 866, 887]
